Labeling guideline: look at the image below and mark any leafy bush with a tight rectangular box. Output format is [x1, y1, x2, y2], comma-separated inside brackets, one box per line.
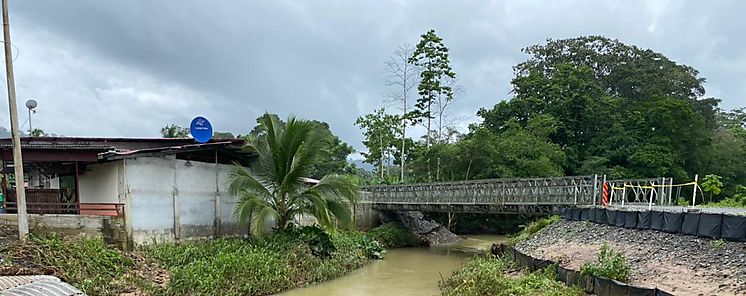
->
[440, 256, 581, 296]
[3, 233, 132, 295]
[508, 215, 560, 245]
[580, 243, 630, 282]
[704, 185, 746, 208]
[368, 223, 420, 248]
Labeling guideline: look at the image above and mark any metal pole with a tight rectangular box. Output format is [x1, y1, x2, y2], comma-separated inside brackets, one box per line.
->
[660, 177, 666, 206]
[669, 177, 674, 205]
[601, 175, 607, 206]
[621, 183, 626, 207]
[27, 107, 30, 133]
[648, 182, 655, 211]
[691, 174, 699, 208]
[592, 174, 598, 207]
[2, 0, 28, 241]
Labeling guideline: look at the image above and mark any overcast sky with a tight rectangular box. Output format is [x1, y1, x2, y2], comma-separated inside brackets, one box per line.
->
[2, 0, 744, 153]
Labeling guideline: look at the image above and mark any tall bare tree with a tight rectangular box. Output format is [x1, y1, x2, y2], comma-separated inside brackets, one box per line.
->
[433, 76, 465, 144]
[384, 44, 420, 182]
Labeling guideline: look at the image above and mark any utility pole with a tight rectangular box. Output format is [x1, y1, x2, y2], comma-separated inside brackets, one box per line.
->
[2, 0, 29, 241]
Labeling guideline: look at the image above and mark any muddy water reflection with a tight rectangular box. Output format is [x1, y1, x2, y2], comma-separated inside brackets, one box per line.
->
[279, 235, 506, 296]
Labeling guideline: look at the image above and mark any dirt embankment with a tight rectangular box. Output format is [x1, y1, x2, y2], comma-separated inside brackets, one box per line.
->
[517, 220, 746, 296]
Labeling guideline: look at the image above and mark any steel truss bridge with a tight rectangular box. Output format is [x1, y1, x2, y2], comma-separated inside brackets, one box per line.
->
[361, 175, 674, 214]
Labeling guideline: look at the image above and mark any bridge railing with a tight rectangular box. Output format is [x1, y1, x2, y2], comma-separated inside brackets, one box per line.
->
[361, 175, 598, 206]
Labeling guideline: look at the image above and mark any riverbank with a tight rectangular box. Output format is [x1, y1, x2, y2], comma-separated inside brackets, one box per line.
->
[0, 225, 380, 296]
[517, 219, 746, 295]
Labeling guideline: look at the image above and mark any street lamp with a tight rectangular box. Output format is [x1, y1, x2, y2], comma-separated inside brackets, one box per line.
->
[25, 99, 36, 133]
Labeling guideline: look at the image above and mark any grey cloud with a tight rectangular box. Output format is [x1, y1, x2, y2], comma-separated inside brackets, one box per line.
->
[3, 0, 744, 152]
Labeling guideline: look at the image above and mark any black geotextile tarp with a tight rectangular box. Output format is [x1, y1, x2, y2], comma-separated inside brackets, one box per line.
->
[697, 213, 723, 238]
[624, 211, 638, 229]
[637, 211, 652, 229]
[502, 245, 672, 296]
[615, 210, 626, 227]
[681, 212, 700, 235]
[561, 206, 746, 243]
[561, 208, 572, 219]
[721, 215, 746, 241]
[663, 212, 683, 233]
[650, 211, 664, 231]
[580, 208, 590, 221]
[572, 208, 582, 221]
[606, 210, 617, 226]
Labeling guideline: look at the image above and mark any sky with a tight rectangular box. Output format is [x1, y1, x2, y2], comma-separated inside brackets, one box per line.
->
[1, 0, 744, 153]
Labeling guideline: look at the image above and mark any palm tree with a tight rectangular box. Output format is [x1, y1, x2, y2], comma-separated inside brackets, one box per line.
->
[228, 114, 358, 235]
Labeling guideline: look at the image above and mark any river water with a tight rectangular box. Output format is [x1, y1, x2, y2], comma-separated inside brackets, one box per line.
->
[279, 235, 506, 296]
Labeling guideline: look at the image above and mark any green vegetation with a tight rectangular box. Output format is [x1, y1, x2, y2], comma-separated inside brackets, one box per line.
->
[368, 223, 420, 248]
[440, 256, 582, 296]
[711, 239, 726, 249]
[508, 215, 560, 245]
[703, 185, 746, 208]
[2, 233, 132, 296]
[355, 35, 746, 201]
[580, 243, 630, 282]
[148, 227, 376, 296]
[228, 114, 358, 235]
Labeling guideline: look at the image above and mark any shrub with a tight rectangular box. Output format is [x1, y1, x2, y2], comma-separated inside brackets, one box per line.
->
[508, 215, 560, 245]
[580, 243, 630, 282]
[440, 256, 581, 296]
[368, 223, 420, 248]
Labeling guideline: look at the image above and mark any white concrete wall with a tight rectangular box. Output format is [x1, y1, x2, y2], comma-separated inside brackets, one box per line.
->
[124, 155, 245, 245]
[79, 162, 120, 203]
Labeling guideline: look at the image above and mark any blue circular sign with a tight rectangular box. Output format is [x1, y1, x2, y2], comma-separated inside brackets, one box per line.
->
[190, 116, 213, 143]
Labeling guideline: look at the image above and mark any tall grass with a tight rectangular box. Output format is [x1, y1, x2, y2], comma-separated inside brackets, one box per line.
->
[2, 233, 132, 295]
[508, 215, 560, 245]
[148, 230, 374, 296]
[368, 223, 420, 248]
[440, 256, 582, 296]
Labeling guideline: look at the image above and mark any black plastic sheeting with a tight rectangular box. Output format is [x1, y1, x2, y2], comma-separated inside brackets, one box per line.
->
[500, 245, 672, 296]
[563, 207, 746, 242]
[637, 211, 651, 229]
[663, 212, 683, 233]
[697, 213, 722, 238]
[722, 215, 746, 241]
[681, 212, 700, 235]
[624, 211, 637, 228]
[650, 211, 664, 231]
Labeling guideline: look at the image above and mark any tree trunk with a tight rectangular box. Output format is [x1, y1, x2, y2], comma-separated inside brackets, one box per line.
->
[401, 96, 406, 183]
[380, 135, 384, 179]
[426, 100, 432, 181]
[465, 158, 473, 181]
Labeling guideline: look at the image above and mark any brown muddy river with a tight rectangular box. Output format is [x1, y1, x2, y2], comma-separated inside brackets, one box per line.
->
[278, 235, 506, 296]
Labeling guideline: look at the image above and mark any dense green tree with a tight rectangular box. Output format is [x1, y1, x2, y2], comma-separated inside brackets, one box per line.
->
[246, 114, 354, 179]
[213, 131, 235, 139]
[355, 108, 401, 180]
[408, 29, 456, 150]
[228, 114, 358, 235]
[160, 124, 189, 138]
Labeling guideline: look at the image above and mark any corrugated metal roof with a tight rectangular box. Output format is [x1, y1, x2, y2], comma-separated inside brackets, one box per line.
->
[0, 144, 113, 150]
[0, 276, 85, 296]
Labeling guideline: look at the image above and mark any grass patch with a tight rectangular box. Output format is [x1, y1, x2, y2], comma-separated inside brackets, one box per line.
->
[508, 215, 560, 245]
[580, 243, 630, 282]
[368, 223, 420, 248]
[440, 256, 581, 296]
[147, 228, 375, 296]
[1, 233, 132, 295]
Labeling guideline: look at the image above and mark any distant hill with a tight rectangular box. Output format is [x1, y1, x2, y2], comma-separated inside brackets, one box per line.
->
[349, 158, 374, 172]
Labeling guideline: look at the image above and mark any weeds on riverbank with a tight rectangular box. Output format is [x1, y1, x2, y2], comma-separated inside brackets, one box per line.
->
[368, 223, 420, 247]
[580, 243, 630, 282]
[508, 215, 560, 245]
[440, 256, 582, 296]
[148, 227, 375, 296]
[1, 233, 132, 295]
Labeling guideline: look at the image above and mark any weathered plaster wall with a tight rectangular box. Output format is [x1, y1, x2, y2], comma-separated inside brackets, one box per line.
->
[79, 162, 119, 203]
[124, 155, 245, 245]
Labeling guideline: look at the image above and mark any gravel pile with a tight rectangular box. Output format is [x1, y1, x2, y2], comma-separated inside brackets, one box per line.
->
[516, 219, 746, 295]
